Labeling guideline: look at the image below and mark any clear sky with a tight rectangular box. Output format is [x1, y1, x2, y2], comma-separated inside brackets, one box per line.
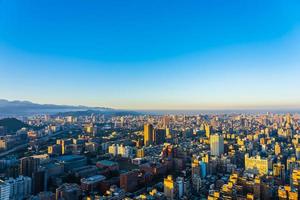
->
[0, 0, 300, 110]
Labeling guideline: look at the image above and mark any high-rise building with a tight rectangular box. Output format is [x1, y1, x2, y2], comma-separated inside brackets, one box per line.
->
[56, 139, 72, 155]
[273, 163, 285, 184]
[84, 123, 94, 134]
[32, 167, 47, 194]
[296, 146, 300, 160]
[48, 144, 62, 156]
[120, 170, 139, 192]
[245, 154, 270, 175]
[80, 175, 106, 192]
[56, 183, 81, 200]
[192, 174, 202, 193]
[191, 158, 200, 177]
[136, 148, 145, 158]
[153, 128, 166, 145]
[278, 186, 298, 200]
[163, 116, 170, 128]
[164, 175, 175, 200]
[108, 144, 118, 156]
[0, 180, 10, 200]
[176, 177, 184, 199]
[210, 134, 224, 156]
[19, 157, 39, 177]
[166, 128, 172, 139]
[291, 169, 300, 189]
[108, 144, 134, 158]
[5, 176, 32, 200]
[275, 143, 281, 156]
[204, 124, 211, 138]
[144, 124, 153, 146]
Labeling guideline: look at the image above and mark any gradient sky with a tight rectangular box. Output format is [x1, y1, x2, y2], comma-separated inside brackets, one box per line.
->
[1, 0, 300, 109]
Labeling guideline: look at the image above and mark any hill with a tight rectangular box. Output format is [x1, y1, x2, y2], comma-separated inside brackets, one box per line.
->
[0, 118, 29, 133]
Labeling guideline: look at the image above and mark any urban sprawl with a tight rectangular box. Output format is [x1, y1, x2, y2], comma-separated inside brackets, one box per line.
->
[0, 112, 299, 200]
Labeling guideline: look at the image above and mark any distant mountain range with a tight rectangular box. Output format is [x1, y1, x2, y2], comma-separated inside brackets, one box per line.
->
[0, 99, 113, 117]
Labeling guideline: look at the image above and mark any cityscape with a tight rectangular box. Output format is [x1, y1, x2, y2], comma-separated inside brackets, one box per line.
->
[1, 1, 300, 200]
[0, 109, 300, 200]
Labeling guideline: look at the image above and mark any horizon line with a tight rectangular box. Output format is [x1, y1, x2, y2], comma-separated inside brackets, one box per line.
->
[2, 98, 300, 111]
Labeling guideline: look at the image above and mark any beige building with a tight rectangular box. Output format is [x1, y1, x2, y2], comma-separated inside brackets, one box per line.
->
[245, 154, 271, 175]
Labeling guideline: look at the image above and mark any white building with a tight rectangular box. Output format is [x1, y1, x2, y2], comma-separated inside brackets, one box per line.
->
[5, 176, 32, 200]
[108, 144, 134, 158]
[0, 181, 10, 200]
[210, 134, 224, 156]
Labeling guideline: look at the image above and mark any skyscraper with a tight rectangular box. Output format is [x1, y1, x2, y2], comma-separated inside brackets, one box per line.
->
[19, 157, 39, 177]
[0, 180, 10, 200]
[164, 175, 175, 200]
[56, 139, 72, 155]
[204, 124, 211, 138]
[153, 128, 166, 145]
[32, 167, 47, 194]
[210, 134, 224, 156]
[144, 124, 153, 146]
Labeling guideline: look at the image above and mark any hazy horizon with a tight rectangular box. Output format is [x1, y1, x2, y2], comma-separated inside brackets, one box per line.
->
[1, 98, 300, 113]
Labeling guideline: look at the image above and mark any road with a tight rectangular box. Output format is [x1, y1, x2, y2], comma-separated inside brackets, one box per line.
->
[0, 129, 68, 158]
[0, 143, 28, 157]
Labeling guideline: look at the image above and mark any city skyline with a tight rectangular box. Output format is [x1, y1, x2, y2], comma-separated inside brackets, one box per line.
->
[1, 1, 300, 109]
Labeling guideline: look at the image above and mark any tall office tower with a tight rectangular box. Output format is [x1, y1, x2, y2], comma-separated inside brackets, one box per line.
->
[204, 123, 211, 138]
[210, 134, 224, 156]
[273, 163, 285, 184]
[166, 128, 172, 139]
[176, 177, 184, 199]
[0, 180, 10, 200]
[136, 148, 145, 158]
[164, 175, 175, 200]
[296, 147, 300, 160]
[144, 124, 153, 146]
[120, 170, 139, 192]
[56, 183, 81, 200]
[191, 158, 200, 177]
[286, 113, 292, 125]
[192, 158, 206, 179]
[163, 116, 170, 128]
[153, 128, 166, 145]
[32, 167, 47, 194]
[19, 157, 40, 177]
[56, 139, 72, 155]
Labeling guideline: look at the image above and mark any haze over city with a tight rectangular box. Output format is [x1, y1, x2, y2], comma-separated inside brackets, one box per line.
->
[1, 0, 300, 110]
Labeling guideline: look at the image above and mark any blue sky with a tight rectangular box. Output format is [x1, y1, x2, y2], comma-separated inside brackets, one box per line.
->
[0, 0, 300, 109]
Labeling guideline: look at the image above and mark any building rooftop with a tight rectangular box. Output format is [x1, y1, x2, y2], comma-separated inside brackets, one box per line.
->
[56, 155, 86, 162]
[81, 175, 106, 184]
[97, 159, 118, 166]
